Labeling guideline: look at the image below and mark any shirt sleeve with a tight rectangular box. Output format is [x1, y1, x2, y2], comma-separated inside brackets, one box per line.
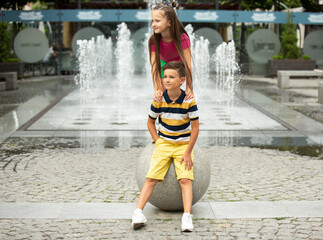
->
[181, 34, 190, 50]
[148, 101, 160, 119]
[188, 99, 198, 120]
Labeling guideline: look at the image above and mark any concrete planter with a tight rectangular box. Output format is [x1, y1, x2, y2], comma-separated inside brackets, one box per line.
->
[268, 59, 316, 77]
[0, 62, 24, 79]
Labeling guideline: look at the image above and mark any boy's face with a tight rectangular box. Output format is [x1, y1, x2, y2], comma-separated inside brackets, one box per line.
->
[163, 69, 185, 91]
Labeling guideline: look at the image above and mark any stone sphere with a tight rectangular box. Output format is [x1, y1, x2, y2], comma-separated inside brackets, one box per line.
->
[136, 143, 210, 211]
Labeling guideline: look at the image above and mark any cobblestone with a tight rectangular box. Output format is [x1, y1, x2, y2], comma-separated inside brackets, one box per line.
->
[0, 137, 322, 238]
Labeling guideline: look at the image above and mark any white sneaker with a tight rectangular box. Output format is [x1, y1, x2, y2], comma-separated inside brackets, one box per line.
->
[181, 213, 194, 232]
[131, 209, 147, 230]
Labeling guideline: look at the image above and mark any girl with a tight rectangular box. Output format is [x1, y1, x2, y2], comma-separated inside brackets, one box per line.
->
[149, 3, 194, 101]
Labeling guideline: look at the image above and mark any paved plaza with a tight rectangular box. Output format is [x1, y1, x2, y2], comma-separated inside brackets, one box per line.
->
[0, 75, 322, 239]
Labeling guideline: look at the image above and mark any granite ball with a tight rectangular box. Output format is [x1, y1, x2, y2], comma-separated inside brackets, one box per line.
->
[136, 143, 210, 211]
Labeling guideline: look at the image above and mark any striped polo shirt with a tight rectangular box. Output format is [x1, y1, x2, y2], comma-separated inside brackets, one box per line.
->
[149, 90, 199, 143]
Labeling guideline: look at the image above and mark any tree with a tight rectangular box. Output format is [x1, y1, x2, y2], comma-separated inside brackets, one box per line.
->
[0, 0, 29, 10]
[240, 0, 273, 10]
[241, 0, 302, 10]
[300, 0, 321, 12]
[280, 12, 299, 59]
[272, 11, 303, 59]
[0, 23, 11, 63]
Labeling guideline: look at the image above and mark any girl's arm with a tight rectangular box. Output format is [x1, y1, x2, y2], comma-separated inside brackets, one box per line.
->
[184, 48, 194, 100]
[150, 52, 163, 102]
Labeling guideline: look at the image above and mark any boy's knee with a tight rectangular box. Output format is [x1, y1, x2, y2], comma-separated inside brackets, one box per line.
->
[179, 178, 192, 185]
[145, 178, 159, 185]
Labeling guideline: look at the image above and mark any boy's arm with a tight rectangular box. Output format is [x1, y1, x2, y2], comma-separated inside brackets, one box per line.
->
[147, 117, 159, 142]
[180, 119, 199, 171]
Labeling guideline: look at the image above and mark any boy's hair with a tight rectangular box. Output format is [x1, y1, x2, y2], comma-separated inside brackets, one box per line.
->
[163, 61, 185, 78]
[149, 4, 192, 90]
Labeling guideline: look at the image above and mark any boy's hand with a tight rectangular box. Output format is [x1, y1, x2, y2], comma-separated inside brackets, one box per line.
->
[185, 88, 194, 100]
[180, 152, 193, 171]
[151, 137, 159, 143]
[153, 90, 163, 102]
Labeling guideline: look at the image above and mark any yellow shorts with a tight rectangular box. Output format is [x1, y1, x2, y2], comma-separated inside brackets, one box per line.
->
[146, 138, 194, 181]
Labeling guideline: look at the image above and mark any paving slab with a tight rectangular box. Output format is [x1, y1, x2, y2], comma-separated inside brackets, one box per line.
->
[1, 201, 322, 219]
[0, 77, 73, 144]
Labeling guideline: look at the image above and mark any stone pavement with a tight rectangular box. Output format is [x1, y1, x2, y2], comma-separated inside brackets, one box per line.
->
[241, 76, 323, 124]
[0, 137, 322, 239]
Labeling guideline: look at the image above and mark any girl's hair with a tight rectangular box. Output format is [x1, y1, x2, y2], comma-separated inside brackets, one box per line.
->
[149, 3, 192, 91]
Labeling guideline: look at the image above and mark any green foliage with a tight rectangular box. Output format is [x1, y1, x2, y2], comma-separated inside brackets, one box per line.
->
[0, 0, 29, 10]
[300, 0, 321, 12]
[278, 11, 300, 59]
[272, 55, 284, 59]
[241, 0, 302, 10]
[0, 23, 11, 63]
[8, 58, 21, 62]
[302, 55, 311, 60]
[281, 0, 302, 8]
[241, 0, 273, 10]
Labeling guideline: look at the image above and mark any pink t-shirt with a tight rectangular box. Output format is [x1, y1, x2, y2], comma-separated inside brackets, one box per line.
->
[150, 34, 190, 62]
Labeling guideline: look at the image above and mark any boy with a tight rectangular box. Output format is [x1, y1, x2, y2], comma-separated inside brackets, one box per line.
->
[131, 61, 199, 232]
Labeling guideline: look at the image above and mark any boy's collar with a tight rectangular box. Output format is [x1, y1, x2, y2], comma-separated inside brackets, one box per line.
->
[163, 89, 186, 104]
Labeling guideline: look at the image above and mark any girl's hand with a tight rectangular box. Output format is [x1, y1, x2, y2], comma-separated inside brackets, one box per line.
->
[153, 90, 163, 102]
[180, 152, 193, 171]
[185, 88, 194, 100]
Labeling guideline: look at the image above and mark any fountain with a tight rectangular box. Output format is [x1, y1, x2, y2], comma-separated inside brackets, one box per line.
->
[115, 22, 134, 87]
[213, 41, 241, 121]
[114, 22, 134, 125]
[75, 35, 113, 151]
[185, 24, 210, 98]
[73, 20, 243, 149]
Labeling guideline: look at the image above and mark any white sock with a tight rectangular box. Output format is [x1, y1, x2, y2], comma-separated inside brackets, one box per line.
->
[183, 212, 191, 217]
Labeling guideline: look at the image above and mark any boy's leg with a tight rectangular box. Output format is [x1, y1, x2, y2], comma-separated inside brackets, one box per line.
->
[173, 144, 194, 213]
[132, 178, 158, 230]
[179, 178, 193, 213]
[132, 139, 172, 230]
[173, 144, 194, 232]
[142, 138, 172, 209]
[136, 178, 158, 210]
[179, 178, 194, 232]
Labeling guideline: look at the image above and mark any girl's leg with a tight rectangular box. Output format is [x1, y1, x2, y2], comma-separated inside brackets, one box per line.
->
[179, 178, 193, 213]
[136, 178, 159, 210]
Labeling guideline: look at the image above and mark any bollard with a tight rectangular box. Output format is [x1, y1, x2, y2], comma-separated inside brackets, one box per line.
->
[319, 82, 323, 104]
[0, 72, 18, 91]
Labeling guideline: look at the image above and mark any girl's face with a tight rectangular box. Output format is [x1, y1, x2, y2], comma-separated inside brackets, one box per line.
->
[151, 10, 171, 34]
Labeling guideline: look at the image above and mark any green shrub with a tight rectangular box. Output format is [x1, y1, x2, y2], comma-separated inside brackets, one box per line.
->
[279, 11, 300, 59]
[302, 55, 311, 60]
[272, 54, 283, 59]
[0, 22, 11, 62]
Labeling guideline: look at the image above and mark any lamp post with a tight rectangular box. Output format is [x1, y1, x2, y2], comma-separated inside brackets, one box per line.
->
[77, 0, 81, 31]
[216, 0, 219, 31]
